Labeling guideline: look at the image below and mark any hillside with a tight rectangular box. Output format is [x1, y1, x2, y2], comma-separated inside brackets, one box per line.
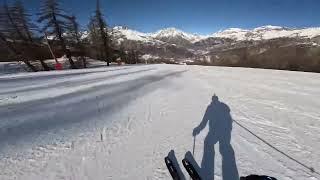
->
[0, 64, 320, 179]
[108, 26, 320, 72]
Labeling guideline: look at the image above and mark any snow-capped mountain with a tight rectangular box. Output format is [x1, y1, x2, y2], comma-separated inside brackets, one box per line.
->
[150, 28, 204, 43]
[211, 25, 320, 41]
[107, 25, 320, 66]
[211, 28, 249, 41]
[38, 25, 320, 72]
[111, 26, 204, 45]
[110, 25, 320, 44]
[112, 26, 152, 42]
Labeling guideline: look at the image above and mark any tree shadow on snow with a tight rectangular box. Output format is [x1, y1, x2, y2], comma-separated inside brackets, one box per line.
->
[193, 94, 239, 180]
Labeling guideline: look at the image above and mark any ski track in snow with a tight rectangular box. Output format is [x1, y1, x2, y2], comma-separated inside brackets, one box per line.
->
[0, 64, 319, 180]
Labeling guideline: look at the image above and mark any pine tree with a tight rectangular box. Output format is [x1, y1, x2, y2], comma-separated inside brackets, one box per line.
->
[68, 16, 81, 43]
[87, 16, 99, 43]
[0, 4, 11, 37]
[2, 2, 25, 41]
[10, 0, 36, 42]
[93, 0, 110, 66]
[68, 15, 86, 68]
[11, 1, 53, 71]
[88, 16, 102, 59]
[119, 42, 127, 63]
[38, 0, 77, 69]
[0, 2, 39, 71]
[0, 31, 38, 71]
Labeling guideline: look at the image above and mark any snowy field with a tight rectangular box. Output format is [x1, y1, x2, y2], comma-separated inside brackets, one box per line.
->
[0, 64, 319, 180]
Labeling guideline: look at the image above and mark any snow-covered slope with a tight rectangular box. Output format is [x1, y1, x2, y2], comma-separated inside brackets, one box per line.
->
[211, 28, 250, 41]
[0, 65, 320, 180]
[212, 25, 320, 41]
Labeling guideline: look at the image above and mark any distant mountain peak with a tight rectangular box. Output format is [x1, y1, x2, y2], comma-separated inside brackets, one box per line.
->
[152, 27, 184, 36]
[211, 25, 320, 41]
[112, 26, 151, 42]
[149, 27, 203, 42]
[223, 28, 248, 32]
[108, 25, 320, 44]
[253, 25, 287, 31]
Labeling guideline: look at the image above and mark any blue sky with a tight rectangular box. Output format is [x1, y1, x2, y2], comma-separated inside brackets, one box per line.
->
[5, 0, 320, 35]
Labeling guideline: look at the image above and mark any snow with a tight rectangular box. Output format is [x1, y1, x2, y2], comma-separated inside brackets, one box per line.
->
[212, 25, 320, 41]
[150, 27, 204, 42]
[112, 26, 206, 43]
[0, 62, 27, 75]
[113, 26, 152, 42]
[0, 59, 113, 75]
[212, 28, 250, 41]
[141, 54, 160, 60]
[108, 25, 320, 45]
[253, 25, 284, 31]
[81, 31, 89, 39]
[0, 64, 320, 180]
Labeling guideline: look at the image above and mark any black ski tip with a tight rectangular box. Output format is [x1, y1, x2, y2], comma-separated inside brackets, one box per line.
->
[164, 151, 183, 180]
[240, 175, 277, 180]
[182, 158, 202, 180]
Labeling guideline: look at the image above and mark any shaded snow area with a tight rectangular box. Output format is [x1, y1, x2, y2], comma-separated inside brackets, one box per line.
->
[0, 62, 28, 75]
[0, 59, 114, 75]
[0, 64, 320, 180]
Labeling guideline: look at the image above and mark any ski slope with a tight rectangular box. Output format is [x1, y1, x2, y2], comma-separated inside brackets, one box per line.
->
[0, 64, 319, 180]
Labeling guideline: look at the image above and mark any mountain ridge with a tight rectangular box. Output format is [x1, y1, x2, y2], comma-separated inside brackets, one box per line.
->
[111, 25, 320, 43]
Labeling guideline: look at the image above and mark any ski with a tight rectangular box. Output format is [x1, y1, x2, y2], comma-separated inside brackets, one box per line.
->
[240, 175, 277, 180]
[182, 158, 202, 180]
[165, 156, 182, 180]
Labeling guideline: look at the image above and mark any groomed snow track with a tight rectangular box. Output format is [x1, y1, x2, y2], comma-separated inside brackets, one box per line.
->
[0, 64, 319, 180]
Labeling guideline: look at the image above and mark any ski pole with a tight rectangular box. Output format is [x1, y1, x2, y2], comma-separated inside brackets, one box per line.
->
[44, 32, 59, 64]
[192, 135, 196, 156]
[190, 136, 196, 180]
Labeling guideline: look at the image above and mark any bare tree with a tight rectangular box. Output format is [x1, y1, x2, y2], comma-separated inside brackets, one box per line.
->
[11, 0, 54, 71]
[88, 16, 102, 59]
[10, 0, 36, 42]
[67, 15, 86, 68]
[0, 32, 38, 71]
[0, 2, 39, 71]
[38, 0, 77, 69]
[119, 42, 127, 63]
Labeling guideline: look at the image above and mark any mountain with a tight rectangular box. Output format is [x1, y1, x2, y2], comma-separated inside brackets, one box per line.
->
[112, 26, 153, 43]
[211, 25, 320, 41]
[111, 26, 204, 46]
[151, 28, 204, 43]
[83, 25, 320, 72]
[111, 25, 320, 44]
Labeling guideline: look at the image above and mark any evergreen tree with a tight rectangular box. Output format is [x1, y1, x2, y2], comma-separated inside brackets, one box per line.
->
[2, 2, 25, 41]
[38, 0, 77, 69]
[68, 16, 81, 43]
[11, 1, 53, 71]
[119, 42, 127, 63]
[68, 15, 86, 67]
[0, 5, 11, 36]
[93, 0, 110, 66]
[88, 15, 102, 60]
[0, 2, 39, 71]
[10, 0, 36, 42]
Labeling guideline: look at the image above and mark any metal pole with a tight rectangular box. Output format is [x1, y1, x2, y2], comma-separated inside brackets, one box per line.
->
[44, 32, 59, 64]
[192, 136, 196, 156]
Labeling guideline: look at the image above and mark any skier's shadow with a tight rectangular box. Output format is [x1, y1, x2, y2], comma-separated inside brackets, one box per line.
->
[193, 95, 239, 180]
